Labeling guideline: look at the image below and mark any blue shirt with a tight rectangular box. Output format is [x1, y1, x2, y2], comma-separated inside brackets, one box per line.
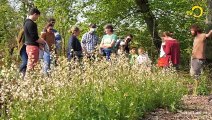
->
[81, 32, 98, 53]
[52, 29, 61, 42]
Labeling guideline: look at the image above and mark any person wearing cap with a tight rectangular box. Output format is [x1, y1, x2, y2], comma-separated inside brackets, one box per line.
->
[81, 24, 99, 59]
[100, 24, 117, 60]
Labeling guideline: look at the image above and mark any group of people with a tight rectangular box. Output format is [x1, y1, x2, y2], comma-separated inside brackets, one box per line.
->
[66, 24, 139, 61]
[17, 8, 136, 77]
[17, 8, 62, 77]
[17, 8, 211, 80]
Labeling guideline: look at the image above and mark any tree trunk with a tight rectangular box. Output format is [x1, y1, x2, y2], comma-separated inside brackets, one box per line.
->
[206, 0, 212, 74]
[206, 0, 212, 61]
[135, 0, 161, 51]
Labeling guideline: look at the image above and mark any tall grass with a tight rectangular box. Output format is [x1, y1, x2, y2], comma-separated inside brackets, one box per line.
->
[0, 56, 189, 119]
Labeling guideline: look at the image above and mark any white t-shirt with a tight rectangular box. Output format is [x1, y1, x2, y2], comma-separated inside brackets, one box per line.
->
[160, 42, 166, 57]
[137, 53, 151, 64]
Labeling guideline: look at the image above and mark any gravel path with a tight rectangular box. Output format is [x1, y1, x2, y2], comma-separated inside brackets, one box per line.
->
[144, 95, 212, 120]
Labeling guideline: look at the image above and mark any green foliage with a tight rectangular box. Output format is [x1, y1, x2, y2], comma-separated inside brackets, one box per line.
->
[197, 75, 211, 95]
[0, 0, 212, 119]
[81, 0, 209, 65]
[0, 0, 210, 64]
[0, 0, 22, 44]
[34, 0, 83, 55]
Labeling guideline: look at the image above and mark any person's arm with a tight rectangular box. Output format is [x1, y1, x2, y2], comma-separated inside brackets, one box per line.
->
[164, 42, 171, 55]
[36, 38, 46, 44]
[81, 34, 87, 53]
[102, 40, 115, 48]
[100, 37, 104, 48]
[206, 30, 212, 38]
[94, 35, 99, 47]
[37, 30, 45, 44]
[38, 33, 46, 50]
[111, 35, 118, 48]
[108, 40, 115, 48]
[53, 29, 62, 41]
[40, 32, 46, 40]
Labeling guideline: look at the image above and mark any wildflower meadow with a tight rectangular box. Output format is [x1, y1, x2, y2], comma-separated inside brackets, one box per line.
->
[0, 55, 193, 120]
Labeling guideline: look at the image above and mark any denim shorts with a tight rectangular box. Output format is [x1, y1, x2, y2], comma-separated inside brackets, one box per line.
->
[190, 58, 205, 77]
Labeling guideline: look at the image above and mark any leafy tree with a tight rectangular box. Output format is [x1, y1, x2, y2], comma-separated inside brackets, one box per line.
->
[0, 0, 211, 65]
[34, 0, 83, 55]
[82, 0, 207, 64]
[0, 0, 22, 43]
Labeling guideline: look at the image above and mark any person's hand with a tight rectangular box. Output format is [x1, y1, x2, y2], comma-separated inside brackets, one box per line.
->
[102, 45, 106, 48]
[39, 44, 44, 50]
[103, 45, 110, 48]
[100, 45, 106, 48]
[37, 38, 46, 44]
[210, 30, 212, 35]
[206, 30, 212, 38]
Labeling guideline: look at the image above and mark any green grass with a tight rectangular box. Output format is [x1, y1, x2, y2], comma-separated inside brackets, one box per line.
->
[0, 56, 191, 120]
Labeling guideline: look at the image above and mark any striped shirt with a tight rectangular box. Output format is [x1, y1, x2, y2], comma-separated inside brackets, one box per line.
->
[81, 32, 98, 53]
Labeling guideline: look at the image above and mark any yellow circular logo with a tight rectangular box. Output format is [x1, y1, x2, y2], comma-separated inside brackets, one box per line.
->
[186, 6, 204, 18]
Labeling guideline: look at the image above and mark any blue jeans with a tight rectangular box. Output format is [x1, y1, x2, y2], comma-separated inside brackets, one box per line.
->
[43, 51, 51, 75]
[19, 45, 28, 74]
[103, 48, 112, 60]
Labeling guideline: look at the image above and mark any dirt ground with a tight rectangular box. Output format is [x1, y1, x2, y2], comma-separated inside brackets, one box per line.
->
[144, 95, 212, 120]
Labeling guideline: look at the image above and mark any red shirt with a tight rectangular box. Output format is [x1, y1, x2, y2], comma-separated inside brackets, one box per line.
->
[163, 39, 180, 66]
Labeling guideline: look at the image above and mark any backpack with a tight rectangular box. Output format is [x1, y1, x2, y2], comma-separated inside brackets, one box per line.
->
[17, 28, 25, 53]
[17, 29, 24, 44]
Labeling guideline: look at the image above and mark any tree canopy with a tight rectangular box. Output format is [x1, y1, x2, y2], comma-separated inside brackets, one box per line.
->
[0, 0, 211, 64]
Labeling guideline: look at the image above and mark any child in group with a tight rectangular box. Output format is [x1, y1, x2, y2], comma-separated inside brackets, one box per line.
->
[137, 47, 152, 72]
[137, 47, 151, 65]
[129, 47, 138, 65]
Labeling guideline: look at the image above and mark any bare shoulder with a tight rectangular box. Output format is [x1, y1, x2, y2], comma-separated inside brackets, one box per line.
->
[195, 33, 206, 41]
[41, 32, 46, 35]
[200, 33, 207, 39]
[40, 32, 46, 38]
[202, 33, 206, 36]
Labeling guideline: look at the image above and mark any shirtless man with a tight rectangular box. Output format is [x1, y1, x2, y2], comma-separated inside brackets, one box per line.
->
[190, 25, 212, 78]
